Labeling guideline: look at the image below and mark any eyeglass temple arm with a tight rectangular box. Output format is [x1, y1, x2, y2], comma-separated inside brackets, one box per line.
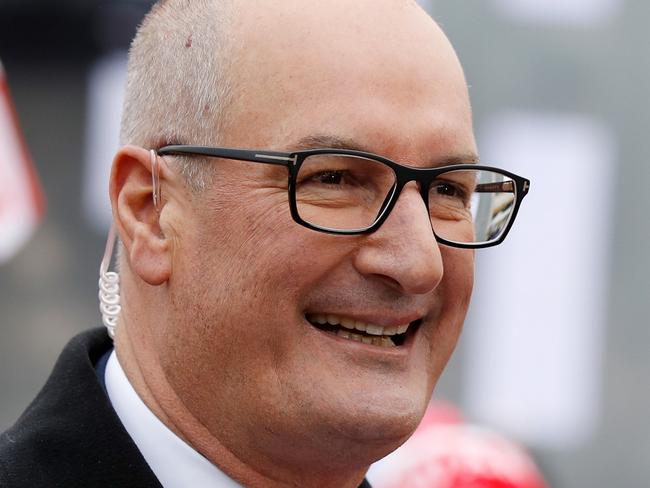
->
[475, 180, 530, 195]
[157, 145, 294, 166]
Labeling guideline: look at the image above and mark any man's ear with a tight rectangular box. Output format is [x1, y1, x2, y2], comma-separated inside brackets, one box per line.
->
[110, 145, 171, 286]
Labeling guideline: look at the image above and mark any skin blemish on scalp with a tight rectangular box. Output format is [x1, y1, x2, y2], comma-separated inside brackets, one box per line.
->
[185, 34, 193, 48]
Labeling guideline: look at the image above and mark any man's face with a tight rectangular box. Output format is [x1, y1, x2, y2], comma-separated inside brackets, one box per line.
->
[157, 0, 476, 467]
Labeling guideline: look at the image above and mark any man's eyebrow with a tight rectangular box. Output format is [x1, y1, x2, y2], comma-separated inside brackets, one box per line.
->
[290, 133, 480, 166]
[292, 134, 371, 152]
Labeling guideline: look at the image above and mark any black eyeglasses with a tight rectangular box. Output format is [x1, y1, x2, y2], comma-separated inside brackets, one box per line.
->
[158, 145, 530, 249]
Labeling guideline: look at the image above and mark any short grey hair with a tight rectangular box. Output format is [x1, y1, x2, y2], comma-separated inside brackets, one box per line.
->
[120, 0, 234, 191]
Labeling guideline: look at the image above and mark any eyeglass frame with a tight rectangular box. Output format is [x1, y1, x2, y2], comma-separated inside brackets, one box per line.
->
[157, 144, 530, 249]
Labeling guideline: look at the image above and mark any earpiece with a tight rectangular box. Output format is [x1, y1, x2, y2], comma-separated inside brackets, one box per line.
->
[98, 149, 161, 338]
[98, 224, 120, 339]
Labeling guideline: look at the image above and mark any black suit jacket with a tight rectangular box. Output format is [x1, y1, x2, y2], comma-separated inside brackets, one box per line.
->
[0, 328, 162, 488]
[0, 329, 372, 488]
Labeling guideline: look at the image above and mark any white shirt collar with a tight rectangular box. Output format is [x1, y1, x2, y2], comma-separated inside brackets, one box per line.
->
[105, 350, 243, 488]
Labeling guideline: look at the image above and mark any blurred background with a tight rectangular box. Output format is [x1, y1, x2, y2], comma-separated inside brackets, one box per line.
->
[0, 0, 648, 486]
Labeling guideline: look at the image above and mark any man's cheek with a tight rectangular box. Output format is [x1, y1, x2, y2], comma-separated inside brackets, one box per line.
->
[442, 249, 475, 296]
[434, 251, 474, 340]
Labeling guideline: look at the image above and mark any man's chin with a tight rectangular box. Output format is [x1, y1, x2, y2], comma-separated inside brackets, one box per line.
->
[295, 331, 435, 451]
[317, 390, 429, 457]
[331, 414, 423, 466]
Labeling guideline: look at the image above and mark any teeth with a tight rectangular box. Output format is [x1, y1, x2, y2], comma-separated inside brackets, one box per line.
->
[337, 330, 351, 339]
[374, 336, 396, 347]
[365, 324, 383, 336]
[336, 329, 397, 347]
[384, 326, 397, 336]
[340, 317, 356, 330]
[308, 313, 413, 348]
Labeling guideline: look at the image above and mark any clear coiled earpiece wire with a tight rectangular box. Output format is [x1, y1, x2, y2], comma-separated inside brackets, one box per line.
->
[99, 149, 161, 339]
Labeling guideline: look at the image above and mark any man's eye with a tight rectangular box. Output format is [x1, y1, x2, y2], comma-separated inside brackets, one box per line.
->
[313, 171, 345, 185]
[434, 183, 462, 198]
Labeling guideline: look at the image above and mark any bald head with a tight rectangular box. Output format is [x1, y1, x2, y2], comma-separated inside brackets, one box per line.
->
[120, 0, 471, 185]
[225, 0, 472, 153]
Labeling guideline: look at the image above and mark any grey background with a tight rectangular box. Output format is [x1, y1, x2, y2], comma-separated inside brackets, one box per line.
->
[1, 1, 648, 486]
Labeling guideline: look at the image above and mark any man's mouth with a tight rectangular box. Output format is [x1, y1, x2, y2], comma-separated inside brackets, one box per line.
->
[305, 313, 421, 348]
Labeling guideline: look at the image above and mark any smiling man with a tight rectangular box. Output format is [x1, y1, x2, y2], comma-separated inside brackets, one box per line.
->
[0, 1, 529, 487]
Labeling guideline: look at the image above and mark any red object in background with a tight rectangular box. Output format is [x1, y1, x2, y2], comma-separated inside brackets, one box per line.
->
[0, 61, 45, 263]
[368, 402, 550, 488]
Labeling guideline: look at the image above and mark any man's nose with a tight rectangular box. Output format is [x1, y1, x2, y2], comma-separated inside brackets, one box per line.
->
[353, 183, 444, 295]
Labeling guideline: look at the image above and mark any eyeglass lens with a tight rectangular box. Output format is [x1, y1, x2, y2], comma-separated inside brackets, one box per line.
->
[295, 154, 517, 245]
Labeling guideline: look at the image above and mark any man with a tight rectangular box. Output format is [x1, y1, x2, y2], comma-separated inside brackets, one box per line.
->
[0, 1, 529, 487]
